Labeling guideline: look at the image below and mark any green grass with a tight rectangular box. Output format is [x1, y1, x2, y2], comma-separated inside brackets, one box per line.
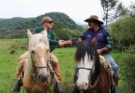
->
[0, 39, 76, 93]
[0, 39, 132, 93]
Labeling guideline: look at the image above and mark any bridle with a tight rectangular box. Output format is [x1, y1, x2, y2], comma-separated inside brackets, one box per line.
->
[30, 39, 50, 74]
[30, 51, 49, 81]
[76, 67, 94, 71]
[29, 35, 51, 80]
[76, 64, 99, 89]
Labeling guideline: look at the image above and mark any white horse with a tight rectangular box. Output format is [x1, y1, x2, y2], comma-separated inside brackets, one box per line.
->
[23, 29, 52, 93]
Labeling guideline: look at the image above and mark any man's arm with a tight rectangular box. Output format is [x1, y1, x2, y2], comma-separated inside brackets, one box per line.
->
[105, 32, 113, 51]
[63, 31, 85, 45]
[49, 31, 65, 47]
[97, 31, 113, 54]
[63, 39, 73, 45]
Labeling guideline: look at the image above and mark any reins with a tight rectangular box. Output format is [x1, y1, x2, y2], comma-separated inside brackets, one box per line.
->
[76, 66, 99, 89]
[30, 54, 49, 80]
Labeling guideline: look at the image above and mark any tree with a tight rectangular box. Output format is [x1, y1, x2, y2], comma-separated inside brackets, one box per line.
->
[100, 0, 118, 27]
[114, 3, 128, 18]
[109, 15, 135, 51]
[129, 2, 135, 16]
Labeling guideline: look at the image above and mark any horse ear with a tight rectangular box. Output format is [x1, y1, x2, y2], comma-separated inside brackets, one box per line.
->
[27, 29, 33, 39]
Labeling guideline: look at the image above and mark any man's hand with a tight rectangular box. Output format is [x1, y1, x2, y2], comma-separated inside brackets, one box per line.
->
[63, 40, 72, 45]
[58, 40, 65, 47]
[97, 47, 109, 55]
[91, 37, 97, 46]
[97, 49, 102, 55]
[77, 37, 82, 43]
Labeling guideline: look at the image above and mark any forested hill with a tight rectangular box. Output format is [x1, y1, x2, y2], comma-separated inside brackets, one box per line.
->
[0, 12, 79, 38]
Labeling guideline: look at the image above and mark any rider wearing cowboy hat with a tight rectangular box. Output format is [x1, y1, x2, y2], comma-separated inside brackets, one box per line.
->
[63, 15, 119, 92]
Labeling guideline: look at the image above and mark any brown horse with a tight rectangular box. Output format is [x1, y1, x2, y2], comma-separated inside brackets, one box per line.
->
[23, 30, 52, 93]
[74, 42, 116, 93]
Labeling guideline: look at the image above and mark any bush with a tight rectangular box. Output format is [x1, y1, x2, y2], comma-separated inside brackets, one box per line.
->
[120, 54, 135, 93]
[109, 15, 135, 51]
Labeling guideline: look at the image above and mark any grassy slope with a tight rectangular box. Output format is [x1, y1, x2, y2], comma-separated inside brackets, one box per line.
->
[0, 39, 128, 93]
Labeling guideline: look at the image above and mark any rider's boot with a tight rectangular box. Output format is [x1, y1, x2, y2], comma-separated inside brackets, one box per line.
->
[12, 59, 24, 93]
[12, 79, 22, 93]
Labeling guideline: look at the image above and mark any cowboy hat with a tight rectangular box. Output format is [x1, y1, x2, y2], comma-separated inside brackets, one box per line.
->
[85, 15, 103, 25]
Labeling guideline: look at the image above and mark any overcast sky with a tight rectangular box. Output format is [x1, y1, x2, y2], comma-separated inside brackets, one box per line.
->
[0, 0, 134, 24]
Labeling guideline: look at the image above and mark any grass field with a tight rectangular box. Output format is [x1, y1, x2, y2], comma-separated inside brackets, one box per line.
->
[0, 39, 131, 93]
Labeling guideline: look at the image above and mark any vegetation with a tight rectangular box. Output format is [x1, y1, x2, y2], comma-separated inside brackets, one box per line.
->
[100, 0, 128, 27]
[109, 15, 135, 51]
[0, 39, 135, 93]
[0, 12, 81, 39]
[120, 54, 135, 93]
[0, 2, 135, 92]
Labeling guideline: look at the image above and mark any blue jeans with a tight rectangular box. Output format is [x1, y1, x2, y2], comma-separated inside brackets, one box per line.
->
[102, 53, 119, 77]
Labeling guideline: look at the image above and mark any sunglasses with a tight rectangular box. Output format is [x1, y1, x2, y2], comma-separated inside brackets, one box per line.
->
[47, 21, 53, 24]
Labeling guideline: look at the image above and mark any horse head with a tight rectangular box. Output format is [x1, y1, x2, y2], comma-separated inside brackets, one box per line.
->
[75, 42, 100, 91]
[27, 29, 50, 82]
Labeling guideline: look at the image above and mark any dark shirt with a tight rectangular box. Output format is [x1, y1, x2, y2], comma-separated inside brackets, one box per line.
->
[35, 26, 58, 51]
[72, 27, 112, 51]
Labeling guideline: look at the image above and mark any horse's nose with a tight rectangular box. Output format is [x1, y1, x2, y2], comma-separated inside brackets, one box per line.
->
[77, 81, 88, 90]
[38, 74, 48, 82]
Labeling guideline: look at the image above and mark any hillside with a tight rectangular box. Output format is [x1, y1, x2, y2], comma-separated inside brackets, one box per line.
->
[0, 12, 78, 38]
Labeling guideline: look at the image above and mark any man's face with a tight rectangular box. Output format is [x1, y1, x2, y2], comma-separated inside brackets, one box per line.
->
[88, 22, 97, 28]
[43, 21, 53, 29]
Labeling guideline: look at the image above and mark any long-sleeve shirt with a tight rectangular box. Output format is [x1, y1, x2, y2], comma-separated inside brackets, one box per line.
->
[35, 26, 58, 51]
[72, 27, 113, 51]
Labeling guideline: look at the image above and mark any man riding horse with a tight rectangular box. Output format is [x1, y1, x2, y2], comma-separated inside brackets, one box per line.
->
[62, 15, 119, 91]
[12, 16, 64, 93]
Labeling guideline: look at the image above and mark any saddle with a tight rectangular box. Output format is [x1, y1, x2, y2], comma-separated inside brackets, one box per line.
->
[99, 55, 113, 76]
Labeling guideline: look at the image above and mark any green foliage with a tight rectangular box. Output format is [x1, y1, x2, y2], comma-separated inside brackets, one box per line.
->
[109, 15, 135, 51]
[0, 12, 79, 39]
[119, 54, 135, 93]
[35, 12, 78, 29]
[53, 22, 85, 40]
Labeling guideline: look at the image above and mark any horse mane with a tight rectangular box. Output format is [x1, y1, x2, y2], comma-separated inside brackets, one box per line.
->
[75, 41, 96, 61]
[29, 33, 49, 49]
[75, 41, 101, 77]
